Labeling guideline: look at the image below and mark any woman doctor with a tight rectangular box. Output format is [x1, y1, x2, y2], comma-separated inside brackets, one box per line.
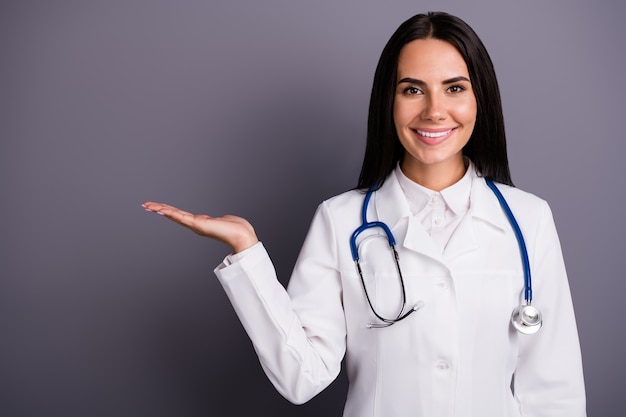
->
[143, 12, 586, 417]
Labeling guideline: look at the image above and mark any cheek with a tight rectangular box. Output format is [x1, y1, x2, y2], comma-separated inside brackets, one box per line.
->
[465, 97, 478, 122]
[393, 99, 413, 128]
[455, 100, 477, 125]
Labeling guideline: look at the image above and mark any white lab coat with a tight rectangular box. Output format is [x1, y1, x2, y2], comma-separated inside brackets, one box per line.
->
[215, 166, 586, 417]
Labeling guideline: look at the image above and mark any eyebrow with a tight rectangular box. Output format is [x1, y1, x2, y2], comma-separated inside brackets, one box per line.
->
[397, 76, 471, 86]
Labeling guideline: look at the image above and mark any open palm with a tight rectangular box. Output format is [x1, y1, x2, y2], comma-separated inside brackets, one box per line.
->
[142, 201, 258, 253]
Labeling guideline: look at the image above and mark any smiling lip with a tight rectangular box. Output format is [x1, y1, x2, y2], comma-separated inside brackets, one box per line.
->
[412, 127, 457, 145]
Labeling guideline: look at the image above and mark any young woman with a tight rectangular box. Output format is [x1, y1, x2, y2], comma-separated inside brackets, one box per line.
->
[143, 12, 586, 417]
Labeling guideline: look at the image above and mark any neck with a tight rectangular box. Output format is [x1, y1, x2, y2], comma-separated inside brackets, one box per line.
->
[400, 157, 467, 191]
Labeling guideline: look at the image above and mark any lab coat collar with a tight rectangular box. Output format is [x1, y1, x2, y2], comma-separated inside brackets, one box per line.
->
[467, 170, 509, 232]
[371, 168, 412, 233]
[371, 164, 509, 260]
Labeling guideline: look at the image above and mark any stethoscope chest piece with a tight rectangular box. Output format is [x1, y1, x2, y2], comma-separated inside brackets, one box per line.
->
[511, 303, 543, 335]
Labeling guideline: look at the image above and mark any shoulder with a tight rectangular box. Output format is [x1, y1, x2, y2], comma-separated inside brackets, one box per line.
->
[488, 181, 551, 216]
[324, 188, 364, 205]
[480, 180, 557, 240]
[317, 188, 365, 219]
[299, 188, 367, 250]
[304, 188, 374, 237]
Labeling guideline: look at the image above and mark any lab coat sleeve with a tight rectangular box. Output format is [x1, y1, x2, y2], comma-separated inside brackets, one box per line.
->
[214, 202, 346, 404]
[514, 202, 586, 416]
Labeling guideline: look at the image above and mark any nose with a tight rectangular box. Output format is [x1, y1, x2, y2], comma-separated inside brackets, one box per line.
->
[421, 94, 447, 121]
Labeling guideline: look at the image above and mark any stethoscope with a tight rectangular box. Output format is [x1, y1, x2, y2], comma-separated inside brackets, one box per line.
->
[349, 179, 543, 334]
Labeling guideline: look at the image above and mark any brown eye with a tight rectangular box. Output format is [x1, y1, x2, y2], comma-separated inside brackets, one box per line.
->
[403, 86, 421, 95]
[447, 85, 466, 93]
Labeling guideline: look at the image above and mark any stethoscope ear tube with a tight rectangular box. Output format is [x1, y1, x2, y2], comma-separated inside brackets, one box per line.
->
[486, 179, 542, 335]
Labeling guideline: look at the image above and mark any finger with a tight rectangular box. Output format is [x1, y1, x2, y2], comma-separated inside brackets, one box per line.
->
[142, 201, 172, 212]
[158, 206, 194, 218]
[161, 209, 196, 226]
[142, 202, 193, 217]
[142, 202, 176, 212]
[143, 204, 204, 235]
[160, 210, 220, 237]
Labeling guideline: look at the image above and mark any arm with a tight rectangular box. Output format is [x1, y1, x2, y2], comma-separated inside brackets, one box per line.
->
[514, 203, 586, 416]
[143, 201, 346, 404]
[215, 202, 346, 403]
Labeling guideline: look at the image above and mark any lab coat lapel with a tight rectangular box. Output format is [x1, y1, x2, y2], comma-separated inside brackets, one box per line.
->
[373, 171, 444, 263]
[444, 171, 506, 260]
[444, 173, 509, 260]
[404, 216, 446, 262]
[469, 175, 509, 232]
[443, 214, 477, 260]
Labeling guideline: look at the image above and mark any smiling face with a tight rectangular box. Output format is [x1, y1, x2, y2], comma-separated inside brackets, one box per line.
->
[393, 38, 477, 184]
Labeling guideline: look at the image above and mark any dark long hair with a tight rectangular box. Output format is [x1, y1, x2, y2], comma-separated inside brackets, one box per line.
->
[357, 12, 513, 189]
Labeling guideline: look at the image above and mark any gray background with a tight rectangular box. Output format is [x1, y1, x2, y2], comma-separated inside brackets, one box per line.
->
[1, 0, 623, 416]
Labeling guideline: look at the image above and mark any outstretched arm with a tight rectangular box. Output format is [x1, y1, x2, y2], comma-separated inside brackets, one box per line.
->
[143, 200, 346, 404]
[142, 201, 259, 253]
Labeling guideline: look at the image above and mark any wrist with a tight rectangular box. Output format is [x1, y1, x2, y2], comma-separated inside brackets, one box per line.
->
[231, 232, 259, 254]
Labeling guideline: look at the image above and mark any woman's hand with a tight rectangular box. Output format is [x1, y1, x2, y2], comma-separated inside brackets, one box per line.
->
[142, 201, 259, 253]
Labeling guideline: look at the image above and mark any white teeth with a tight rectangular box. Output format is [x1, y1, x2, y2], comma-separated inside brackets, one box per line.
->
[416, 129, 452, 138]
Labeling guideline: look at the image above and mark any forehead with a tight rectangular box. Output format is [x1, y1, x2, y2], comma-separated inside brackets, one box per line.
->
[397, 38, 469, 78]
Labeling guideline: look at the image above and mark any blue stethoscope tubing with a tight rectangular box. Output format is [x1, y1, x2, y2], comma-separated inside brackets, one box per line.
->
[350, 178, 543, 333]
[349, 188, 418, 327]
[485, 179, 542, 334]
[484, 179, 532, 302]
[350, 189, 396, 261]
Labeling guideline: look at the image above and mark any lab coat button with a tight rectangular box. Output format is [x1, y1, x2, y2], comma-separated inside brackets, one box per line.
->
[436, 361, 450, 370]
[436, 281, 449, 290]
